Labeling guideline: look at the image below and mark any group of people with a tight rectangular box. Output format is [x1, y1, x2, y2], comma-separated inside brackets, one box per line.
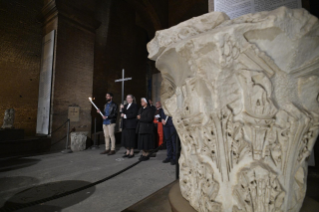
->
[97, 92, 177, 164]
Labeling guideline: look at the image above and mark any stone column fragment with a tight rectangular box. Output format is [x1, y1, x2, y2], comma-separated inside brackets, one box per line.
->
[148, 7, 319, 212]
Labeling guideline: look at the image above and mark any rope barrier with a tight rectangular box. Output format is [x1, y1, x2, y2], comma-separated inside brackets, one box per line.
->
[50, 119, 70, 135]
[0, 131, 178, 212]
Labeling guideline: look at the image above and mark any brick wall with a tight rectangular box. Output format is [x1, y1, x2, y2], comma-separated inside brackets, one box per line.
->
[48, 15, 96, 151]
[0, 0, 43, 136]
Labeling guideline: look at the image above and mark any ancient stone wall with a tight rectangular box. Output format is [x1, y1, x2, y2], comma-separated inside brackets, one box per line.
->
[0, 0, 43, 136]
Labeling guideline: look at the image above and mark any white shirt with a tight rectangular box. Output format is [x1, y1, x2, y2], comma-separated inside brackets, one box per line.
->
[123, 103, 132, 119]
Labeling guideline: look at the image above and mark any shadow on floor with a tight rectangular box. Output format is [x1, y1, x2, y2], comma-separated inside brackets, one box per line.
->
[0, 176, 40, 194]
[0, 180, 96, 212]
[0, 158, 41, 172]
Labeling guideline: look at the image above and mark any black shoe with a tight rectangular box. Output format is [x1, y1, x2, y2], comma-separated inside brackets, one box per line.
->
[138, 155, 145, 161]
[163, 158, 171, 163]
[150, 153, 157, 157]
[123, 154, 129, 158]
[139, 155, 150, 161]
[108, 150, 116, 155]
[128, 154, 135, 158]
[170, 159, 177, 165]
[100, 150, 110, 154]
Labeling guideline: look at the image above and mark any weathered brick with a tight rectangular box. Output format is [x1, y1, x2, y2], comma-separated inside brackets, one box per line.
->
[0, 0, 43, 136]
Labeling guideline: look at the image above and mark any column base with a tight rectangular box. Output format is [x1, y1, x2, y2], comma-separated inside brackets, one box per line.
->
[169, 182, 319, 212]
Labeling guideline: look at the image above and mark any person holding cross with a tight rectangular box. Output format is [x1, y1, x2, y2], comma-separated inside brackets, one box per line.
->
[97, 92, 118, 155]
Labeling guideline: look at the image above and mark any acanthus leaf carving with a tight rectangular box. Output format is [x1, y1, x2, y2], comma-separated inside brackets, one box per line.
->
[148, 6, 319, 212]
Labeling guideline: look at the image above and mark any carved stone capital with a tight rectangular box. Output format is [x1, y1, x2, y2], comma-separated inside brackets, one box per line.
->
[148, 7, 319, 212]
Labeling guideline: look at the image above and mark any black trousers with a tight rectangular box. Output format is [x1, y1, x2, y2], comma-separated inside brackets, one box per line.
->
[163, 126, 176, 160]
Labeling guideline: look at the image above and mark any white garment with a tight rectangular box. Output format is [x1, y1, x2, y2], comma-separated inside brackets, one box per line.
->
[123, 103, 132, 119]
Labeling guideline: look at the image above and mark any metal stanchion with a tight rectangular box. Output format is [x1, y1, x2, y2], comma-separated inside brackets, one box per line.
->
[61, 119, 72, 153]
[176, 134, 180, 180]
[91, 118, 100, 150]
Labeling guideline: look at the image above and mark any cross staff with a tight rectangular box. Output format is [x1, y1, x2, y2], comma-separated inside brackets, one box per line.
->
[115, 69, 132, 103]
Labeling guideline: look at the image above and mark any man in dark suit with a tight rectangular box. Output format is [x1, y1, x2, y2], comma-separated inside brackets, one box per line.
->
[120, 94, 138, 158]
[148, 99, 158, 157]
[160, 109, 177, 165]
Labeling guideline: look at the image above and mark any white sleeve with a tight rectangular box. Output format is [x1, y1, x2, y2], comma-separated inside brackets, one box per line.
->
[124, 114, 127, 119]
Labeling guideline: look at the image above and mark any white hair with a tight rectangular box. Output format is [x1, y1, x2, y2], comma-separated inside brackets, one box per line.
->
[141, 98, 147, 104]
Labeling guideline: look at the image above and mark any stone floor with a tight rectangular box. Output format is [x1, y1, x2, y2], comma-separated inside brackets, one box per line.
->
[0, 145, 176, 212]
[0, 146, 319, 212]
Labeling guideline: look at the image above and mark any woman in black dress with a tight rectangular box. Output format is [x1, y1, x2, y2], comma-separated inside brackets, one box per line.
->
[137, 98, 155, 161]
[120, 94, 138, 158]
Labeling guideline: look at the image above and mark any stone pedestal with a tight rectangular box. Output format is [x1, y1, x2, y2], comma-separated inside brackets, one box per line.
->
[169, 182, 319, 212]
[70, 132, 88, 152]
[148, 7, 319, 212]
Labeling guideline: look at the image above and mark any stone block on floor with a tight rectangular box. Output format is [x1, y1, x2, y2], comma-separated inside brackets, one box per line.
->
[70, 132, 88, 152]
